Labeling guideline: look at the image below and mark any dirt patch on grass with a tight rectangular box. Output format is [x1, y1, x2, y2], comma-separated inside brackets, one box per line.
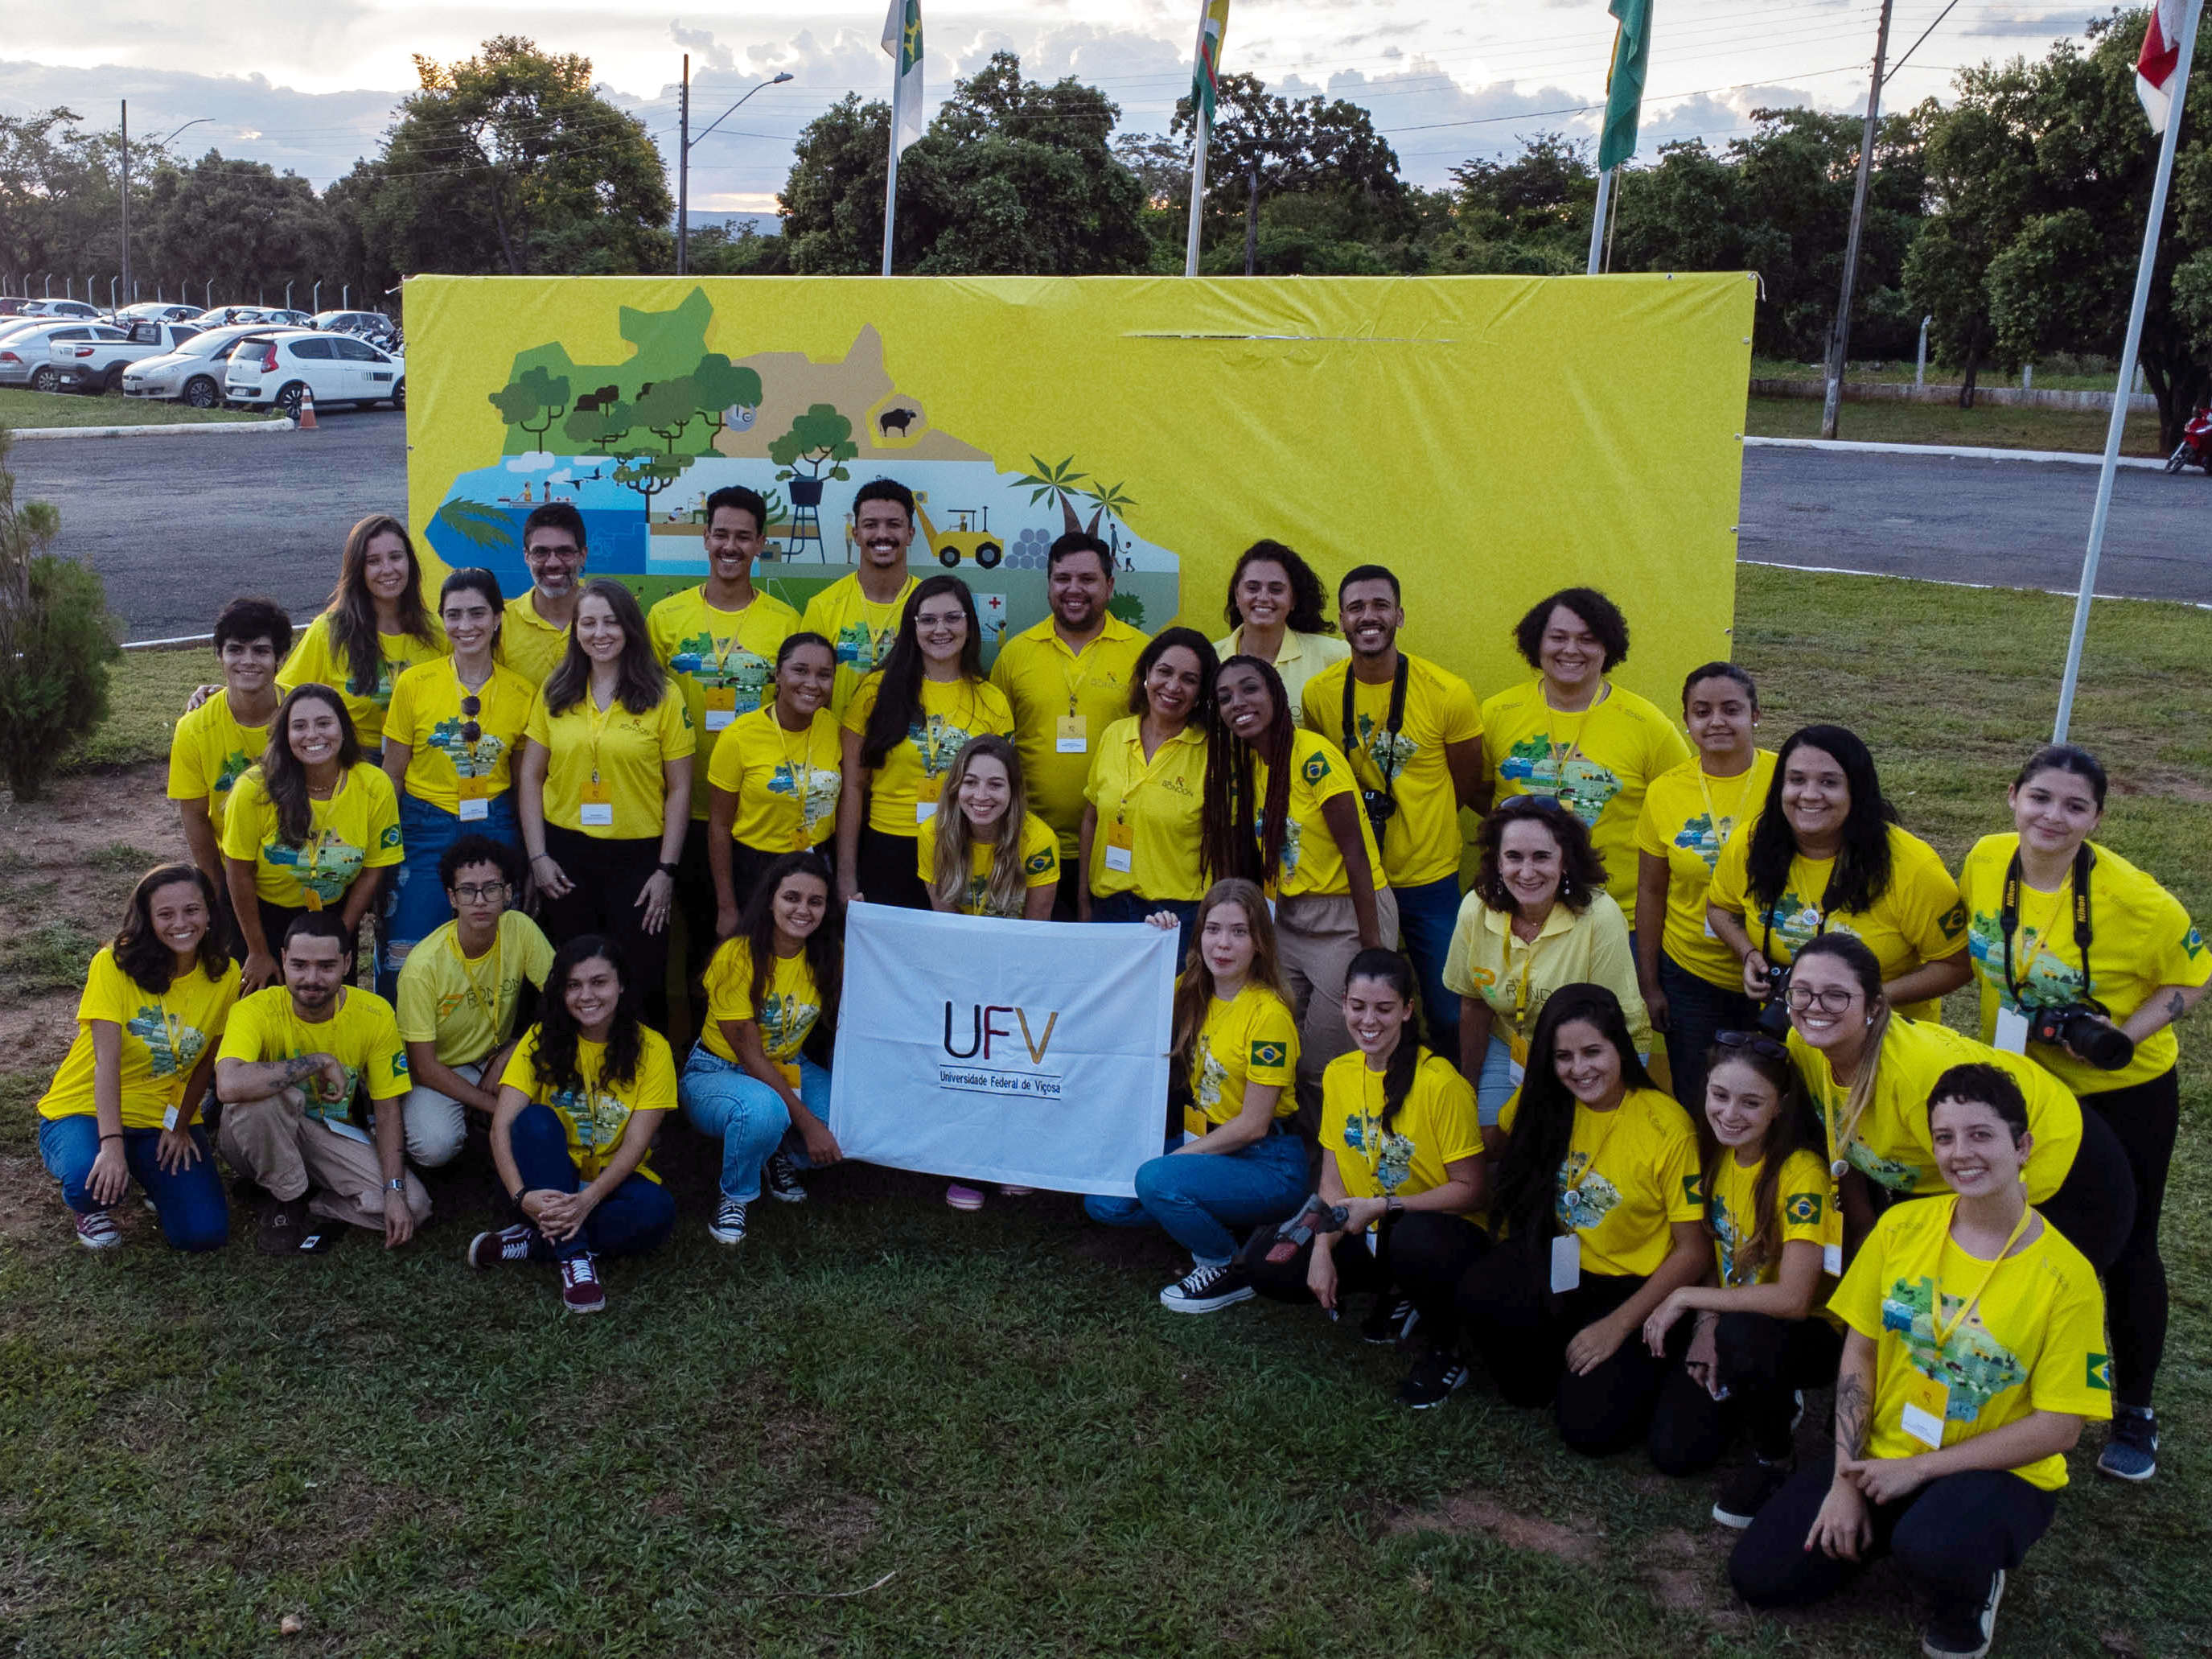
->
[1635, 1526, 1748, 1630]
[1378, 1486, 1603, 1564]
[0, 1151, 57, 1239]
[775, 1492, 881, 1554]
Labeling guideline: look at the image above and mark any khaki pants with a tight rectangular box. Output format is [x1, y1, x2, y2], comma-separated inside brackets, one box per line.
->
[218, 1092, 431, 1232]
[401, 1059, 486, 1169]
[1276, 887, 1400, 1108]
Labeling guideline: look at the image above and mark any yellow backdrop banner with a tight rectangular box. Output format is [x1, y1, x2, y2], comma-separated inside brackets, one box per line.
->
[405, 273, 1753, 705]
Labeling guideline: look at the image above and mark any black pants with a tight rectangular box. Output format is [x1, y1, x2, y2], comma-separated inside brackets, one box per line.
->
[673, 818, 720, 999]
[2082, 1068, 2180, 1407]
[540, 825, 669, 1030]
[1240, 1211, 1488, 1350]
[1729, 1455, 2056, 1621]
[1456, 1248, 1686, 1455]
[1648, 1312, 1845, 1474]
[256, 900, 359, 985]
[857, 824, 931, 911]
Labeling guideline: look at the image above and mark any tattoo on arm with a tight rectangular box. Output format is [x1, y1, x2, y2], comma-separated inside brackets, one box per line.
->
[2167, 991, 2190, 1023]
[1834, 1373, 1869, 1459]
[283, 1055, 323, 1083]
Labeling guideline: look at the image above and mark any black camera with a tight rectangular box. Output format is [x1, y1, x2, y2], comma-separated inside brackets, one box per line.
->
[1757, 961, 1793, 1035]
[1268, 1192, 1350, 1262]
[1359, 788, 1397, 835]
[2030, 1004, 2135, 1072]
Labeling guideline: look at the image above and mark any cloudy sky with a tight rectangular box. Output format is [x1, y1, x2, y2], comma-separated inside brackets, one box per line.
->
[1, 2, 2109, 216]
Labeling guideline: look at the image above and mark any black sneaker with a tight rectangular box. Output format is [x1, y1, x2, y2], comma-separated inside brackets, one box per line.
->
[1712, 1459, 1793, 1529]
[1921, 1569, 2003, 1659]
[706, 1197, 749, 1246]
[295, 1213, 346, 1255]
[1394, 1350, 1471, 1410]
[1361, 1295, 1421, 1346]
[1158, 1261, 1253, 1314]
[2098, 1406, 2156, 1482]
[763, 1154, 808, 1205]
[256, 1194, 310, 1256]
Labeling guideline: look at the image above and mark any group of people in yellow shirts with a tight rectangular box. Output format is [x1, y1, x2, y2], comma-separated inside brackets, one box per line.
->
[35, 479, 2207, 1658]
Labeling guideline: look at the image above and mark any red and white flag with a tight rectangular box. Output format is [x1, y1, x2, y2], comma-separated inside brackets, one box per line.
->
[2138, 0, 2189, 130]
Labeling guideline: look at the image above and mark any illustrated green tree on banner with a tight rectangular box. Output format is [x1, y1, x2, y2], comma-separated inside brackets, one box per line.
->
[487, 364, 572, 441]
[612, 451, 694, 521]
[770, 405, 859, 484]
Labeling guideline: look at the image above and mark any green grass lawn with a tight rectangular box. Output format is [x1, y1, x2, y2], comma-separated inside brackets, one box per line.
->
[4, 566, 2210, 1657]
[1745, 395, 2169, 458]
[0, 387, 268, 429]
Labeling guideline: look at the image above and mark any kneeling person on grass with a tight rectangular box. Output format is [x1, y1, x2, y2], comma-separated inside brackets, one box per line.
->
[393, 834, 552, 1169]
[214, 913, 424, 1254]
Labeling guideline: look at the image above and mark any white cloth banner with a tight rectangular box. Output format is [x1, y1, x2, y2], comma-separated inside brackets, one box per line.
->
[828, 905, 1177, 1197]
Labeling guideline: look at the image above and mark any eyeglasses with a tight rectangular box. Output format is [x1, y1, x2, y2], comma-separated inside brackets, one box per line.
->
[1714, 1029, 1788, 1059]
[461, 694, 481, 744]
[451, 881, 507, 903]
[1783, 984, 1857, 1014]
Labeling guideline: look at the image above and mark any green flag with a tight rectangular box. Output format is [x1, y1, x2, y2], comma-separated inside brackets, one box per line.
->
[1597, 0, 1651, 173]
[1192, 0, 1231, 126]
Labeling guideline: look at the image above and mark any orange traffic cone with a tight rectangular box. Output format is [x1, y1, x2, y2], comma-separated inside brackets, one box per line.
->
[296, 387, 318, 429]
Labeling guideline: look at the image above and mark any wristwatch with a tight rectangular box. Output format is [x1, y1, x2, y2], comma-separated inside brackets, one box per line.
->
[657, 860, 680, 879]
[1385, 1196, 1404, 1221]
[384, 1177, 407, 1194]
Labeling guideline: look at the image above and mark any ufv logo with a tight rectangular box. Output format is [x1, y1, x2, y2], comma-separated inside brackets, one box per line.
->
[944, 1002, 1059, 1063]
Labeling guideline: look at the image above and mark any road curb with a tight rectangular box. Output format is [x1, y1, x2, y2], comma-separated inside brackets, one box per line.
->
[5, 417, 295, 441]
[1745, 434, 2166, 470]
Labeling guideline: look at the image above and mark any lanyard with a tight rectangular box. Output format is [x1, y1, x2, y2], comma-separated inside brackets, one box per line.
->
[2000, 846, 2095, 1007]
[771, 709, 816, 808]
[582, 686, 618, 784]
[1542, 680, 1603, 776]
[1355, 1067, 1390, 1182]
[1117, 722, 1188, 821]
[1931, 1199, 2034, 1351]
[1499, 916, 1544, 1027]
[859, 592, 905, 667]
[1563, 1098, 1629, 1202]
[1057, 637, 1094, 717]
[1695, 760, 1759, 859]
[919, 682, 981, 776]
[156, 999, 191, 1105]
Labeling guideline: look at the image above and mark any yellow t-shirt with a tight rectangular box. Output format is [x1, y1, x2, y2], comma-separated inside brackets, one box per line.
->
[1320, 1048, 1482, 1204]
[1959, 833, 2210, 1097]
[500, 591, 573, 687]
[1634, 750, 1781, 989]
[1829, 1196, 2111, 1491]
[647, 584, 800, 820]
[1252, 729, 1384, 899]
[1083, 716, 1211, 902]
[1300, 652, 1483, 889]
[381, 657, 536, 815]
[1496, 1084, 1703, 1277]
[800, 572, 919, 716]
[842, 674, 1016, 836]
[220, 762, 402, 909]
[1212, 625, 1351, 717]
[1440, 888, 1651, 1061]
[916, 810, 1060, 916]
[705, 705, 843, 853]
[39, 949, 241, 1128]
[277, 611, 446, 751]
[1707, 1145, 1834, 1286]
[1187, 983, 1300, 1135]
[394, 910, 555, 1068]
[1479, 677, 1692, 927]
[989, 615, 1149, 854]
[1708, 820, 1968, 1022]
[500, 1023, 676, 1183]
[216, 985, 409, 1134]
[524, 683, 695, 841]
[167, 691, 274, 839]
[700, 937, 824, 1071]
[1787, 1015, 2083, 1203]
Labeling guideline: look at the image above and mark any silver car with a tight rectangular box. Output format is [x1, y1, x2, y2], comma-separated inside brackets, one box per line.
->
[0, 321, 129, 391]
[122, 324, 282, 405]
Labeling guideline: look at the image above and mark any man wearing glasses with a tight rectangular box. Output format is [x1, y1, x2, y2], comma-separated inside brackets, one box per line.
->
[392, 836, 553, 1167]
[503, 503, 590, 686]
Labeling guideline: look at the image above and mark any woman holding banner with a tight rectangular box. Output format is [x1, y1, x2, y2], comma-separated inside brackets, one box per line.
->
[1083, 879, 1309, 1313]
[706, 632, 842, 937]
[1079, 628, 1219, 965]
[836, 576, 1014, 913]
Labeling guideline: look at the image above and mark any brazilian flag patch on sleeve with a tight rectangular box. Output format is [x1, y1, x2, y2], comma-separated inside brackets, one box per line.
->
[1301, 754, 1330, 784]
[1250, 1039, 1286, 1068]
[1786, 1192, 1823, 1225]
[2088, 1352, 2113, 1391]
[1025, 850, 1055, 875]
[1938, 900, 1969, 941]
[1682, 1174, 1704, 1204]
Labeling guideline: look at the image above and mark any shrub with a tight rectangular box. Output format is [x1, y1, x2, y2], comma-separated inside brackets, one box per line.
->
[0, 430, 121, 801]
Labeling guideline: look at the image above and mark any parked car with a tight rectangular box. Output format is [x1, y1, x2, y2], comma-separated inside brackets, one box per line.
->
[0, 322, 129, 391]
[224, 328, 405, 415]
[110, 302, 202, 327]
[190, 306, 296, 328]
[0, 297, 36, 318]
[312, 308, 398, 345]
[14, 298, 102, 321]
[53, 319, 204, 393]
[121, 323, 281, 406]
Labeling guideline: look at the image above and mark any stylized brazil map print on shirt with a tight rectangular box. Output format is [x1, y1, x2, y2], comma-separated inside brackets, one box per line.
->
[1342, 1114, 1417, 1192]
[1501, 736, 1619, 826]
[770, 760, 842, 838]
[1556, 1153, 1622, 1232]
[1881, 1274, 2029, 1422]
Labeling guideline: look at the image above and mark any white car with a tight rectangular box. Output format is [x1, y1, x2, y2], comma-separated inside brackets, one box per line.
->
[0, 321, 129, 391]
[14, 298, 102, 321]
[112, 302, 203, 327]
[224, 328, 405, 416]
[54, 319, 205, 394]
[122, 324, 282, 405]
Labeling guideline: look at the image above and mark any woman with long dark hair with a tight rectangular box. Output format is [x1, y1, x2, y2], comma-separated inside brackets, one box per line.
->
[1958, 743, 2209, 1481]
[1240, 948, 1490, 1409]
[706, 632, 842, 936]
[221, 683, 401, 992]
[377, 566, 534, 998]
[35, 864, 238, 1251]
[475, 935, 679, 1314]
[1455, 983, 1708, 1456]
[516, 579, 694, 1027]
[1708, 723, 1969, 1023]
[681, 853, 843, 1243]
[834, 574, 1013, 911]
[277, 513, 445, 755]
[1210, 538, 1348, 714]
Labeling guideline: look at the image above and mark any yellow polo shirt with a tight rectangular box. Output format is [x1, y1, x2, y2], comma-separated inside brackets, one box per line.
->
[167, 691, 274, 838]
[1252, 729, 1383, 899]
[1441, 888, 1651, 1063]
[382, 657, 537, 815]
[220, 762, 402, 909]
[647, 584, 800, 819]
[524, 684, 695, 841]
[500, 591, 574, 686]
[1634, 750, 1781, 989]
[1212, 625, 1351, 716]
[1083, 716, 1211, 901]
[705, 705, 842, 853]
[800, 572, 919, 716]
[39, 949, 241, 1127]
[1301, 652, 1482, 889]
[842, 674, 1015, 836]
[277, 611, 446, 751]
[989, 614, 1149, 854]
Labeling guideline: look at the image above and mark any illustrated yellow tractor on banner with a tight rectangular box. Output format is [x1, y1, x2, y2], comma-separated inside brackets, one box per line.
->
[916, 496, 1003, 569]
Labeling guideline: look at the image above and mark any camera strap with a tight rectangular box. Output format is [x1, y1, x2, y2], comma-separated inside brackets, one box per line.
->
[1342, 652, 1411, 809]
[1999, 843, 2096, 1008]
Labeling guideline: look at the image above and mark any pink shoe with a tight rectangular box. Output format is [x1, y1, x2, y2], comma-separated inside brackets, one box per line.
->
[944, 1182, 985, 1211]
[999, 1184, 1034, 1196]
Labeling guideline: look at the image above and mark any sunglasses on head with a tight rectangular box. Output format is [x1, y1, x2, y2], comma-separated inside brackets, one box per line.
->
[1714, 1029, 1787, 1060]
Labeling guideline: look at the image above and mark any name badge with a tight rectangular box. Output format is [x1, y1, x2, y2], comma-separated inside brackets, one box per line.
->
[457, 775, 491, 822]
[1055, 714, 1087, 755]
[1823, 1241, 1844, 1276]
[1994, 1006, 2031, 1055]
[579, 803, 615, 827]
[1549, 1232, 1581, 1294]
[1182, 1104, 1208, 1144]
[915, 775, 941, 824]
[1104, 817, 1134, 874]
[1900, 1372, 1950, 1448]
[703, 687, 736, 732]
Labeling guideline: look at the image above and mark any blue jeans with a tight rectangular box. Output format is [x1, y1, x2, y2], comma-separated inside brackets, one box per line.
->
[1090, 891, 1199, 974]
[38, 1115, 228, 1252]
[1475, 1033, 1520, 1127]
[378, 788, 520, 998]
[678, 1044, 827, 1202]
[508, 1101, 676, 1262]
[1657, 949, 1759, 1119]
[1393, 875, 1463, 1054]
[1083, 1127, 1309, 1265]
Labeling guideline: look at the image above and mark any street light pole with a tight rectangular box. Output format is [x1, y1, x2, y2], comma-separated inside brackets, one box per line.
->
[1819, 0, 1895, 440]
[119, 101, 132, 305]
[677, 68, 793, 276]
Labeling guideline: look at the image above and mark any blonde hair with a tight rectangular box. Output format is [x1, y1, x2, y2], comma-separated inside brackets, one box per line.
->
[1169, 879, 1291, 1073]
[930, 735, 1031, 918]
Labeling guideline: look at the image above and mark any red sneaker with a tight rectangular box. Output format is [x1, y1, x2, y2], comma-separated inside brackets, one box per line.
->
[560, 1252, 606, 1315]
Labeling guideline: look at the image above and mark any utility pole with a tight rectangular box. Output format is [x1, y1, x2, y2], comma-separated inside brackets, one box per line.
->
[119, 100, 133, 306]
[677, 55, 691, 277]
[1820, 0, 1894, 441]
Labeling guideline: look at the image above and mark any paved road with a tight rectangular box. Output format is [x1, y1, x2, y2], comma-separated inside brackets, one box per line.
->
[14, 412, 2210, 641]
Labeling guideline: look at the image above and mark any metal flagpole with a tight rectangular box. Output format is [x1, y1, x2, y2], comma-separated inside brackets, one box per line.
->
[1183, 106, 1211, 278]
[676, 56, 690, 277]
[1585, 165, 1613, 275]
[1820, 0, 1896, 439]
[881, 113, 901, 277]
[2053, 0, 2202, 743]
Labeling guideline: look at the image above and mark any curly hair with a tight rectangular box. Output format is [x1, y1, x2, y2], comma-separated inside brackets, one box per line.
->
[1471, 796, 1610, 914]
[1512, 587, 1630, 673]
[1223, 539, 1334, 635]
[113, 863, 229, 993]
